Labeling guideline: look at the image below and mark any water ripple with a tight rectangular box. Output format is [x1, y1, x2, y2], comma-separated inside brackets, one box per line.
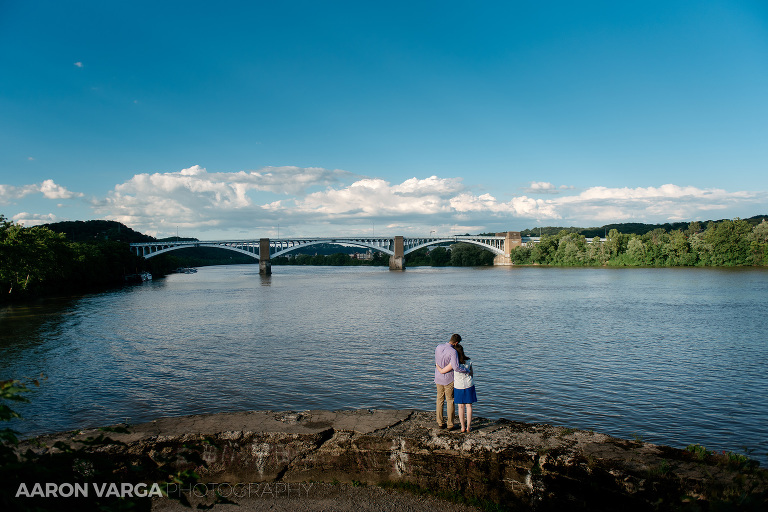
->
[1, 265, 766, 465]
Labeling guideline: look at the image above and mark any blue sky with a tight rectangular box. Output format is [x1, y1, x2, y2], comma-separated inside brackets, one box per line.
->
[1, 1, 767, 239]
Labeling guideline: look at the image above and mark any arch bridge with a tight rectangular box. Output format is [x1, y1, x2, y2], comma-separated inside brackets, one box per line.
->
[130, 232, 534, 275]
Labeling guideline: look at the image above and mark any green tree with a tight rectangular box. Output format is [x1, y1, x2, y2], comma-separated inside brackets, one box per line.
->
[510, 245, 532, 264]
[553, 232, 587, 266]
[328, 252, 351, 265]
[703, 218, 752, 266]
[429, 246, 451, 266]
[0, 223, 71, 295]
[530, 233, 559, 264]
[641, 228, 669, 265]
[604, 229, 630, 260]
[449, 243, 494, 266]
[665, 230, 697, 266]
[625, 237, 646, 265]
[0, 217, 148, 300]
[685, 221, 703, 235]
[405, 247, 430, 266]
[584, 237, 607, 266]
[748, 220, 768, 265]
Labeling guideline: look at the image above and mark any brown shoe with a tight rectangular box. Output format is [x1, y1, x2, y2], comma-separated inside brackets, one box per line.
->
[447, 425, 458, 431]
[438, 424, 447, 429]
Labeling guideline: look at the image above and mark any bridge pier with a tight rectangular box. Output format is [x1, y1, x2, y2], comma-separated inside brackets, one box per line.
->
[389, 236, 405, 271]
[259, 238, 271, 275]
[493, 231, 522, 265]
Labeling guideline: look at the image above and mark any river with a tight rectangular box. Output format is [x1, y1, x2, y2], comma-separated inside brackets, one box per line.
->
[1, 265, 766, 465]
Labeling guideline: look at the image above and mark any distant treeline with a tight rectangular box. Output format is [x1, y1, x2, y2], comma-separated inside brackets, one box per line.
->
[272, 243, 496, 267]
[2, 216, 766, 301]
[520, 215, 768, 238]
[44, 219, 156, 243]
[406, 244, 495, 266]
[273, 252, 388, 266]
[512, 218, 768, 267]
[0, 216, 148, 301]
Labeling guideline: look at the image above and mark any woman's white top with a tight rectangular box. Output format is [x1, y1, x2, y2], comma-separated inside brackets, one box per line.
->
[453, 361, 474, 389]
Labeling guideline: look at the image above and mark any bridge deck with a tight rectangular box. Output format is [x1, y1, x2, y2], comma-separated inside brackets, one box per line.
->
[128, 234, 583, 262]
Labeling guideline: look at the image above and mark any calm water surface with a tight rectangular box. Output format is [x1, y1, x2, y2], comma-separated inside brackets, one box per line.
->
[1, 265, 766, 464]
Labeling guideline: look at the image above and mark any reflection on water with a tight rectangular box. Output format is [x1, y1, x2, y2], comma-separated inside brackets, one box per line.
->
[1, 265, 767, 465]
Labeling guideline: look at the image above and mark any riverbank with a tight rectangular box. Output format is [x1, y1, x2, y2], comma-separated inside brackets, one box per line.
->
[23, 409, 768, 511]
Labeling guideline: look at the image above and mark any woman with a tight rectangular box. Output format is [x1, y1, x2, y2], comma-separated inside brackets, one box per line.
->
[436, 343, 477, 432]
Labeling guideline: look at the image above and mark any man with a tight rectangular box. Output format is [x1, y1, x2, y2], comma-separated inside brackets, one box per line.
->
[434, 333, 466, 430]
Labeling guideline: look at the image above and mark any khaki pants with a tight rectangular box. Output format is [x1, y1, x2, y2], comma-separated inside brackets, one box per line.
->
[436, 382, 455, 427]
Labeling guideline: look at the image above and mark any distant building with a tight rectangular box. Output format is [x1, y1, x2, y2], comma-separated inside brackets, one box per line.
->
[351, 251, 374, 260]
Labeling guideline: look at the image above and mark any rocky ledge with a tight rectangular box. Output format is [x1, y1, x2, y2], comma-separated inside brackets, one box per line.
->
[29, 410, 767, 511]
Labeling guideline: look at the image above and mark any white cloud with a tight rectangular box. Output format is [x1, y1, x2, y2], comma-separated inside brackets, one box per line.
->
[95, 165, 359, 235]
[450, 192, 560, 218]
[551, 184, 763, 223]
[0, 180, 81, 204]
[116, 165, 355, 197]
[391, 176, 464, 196]
[74, 62, 83, 68]
[6, 167, 764, 238]
[40, 179, 82, 199]
[297, 176, 461, 217]
[12, 212, 58, 226]
[525, 181, 559, 194]
[0, 184, 38, 203]
[95, 167, 767, 237]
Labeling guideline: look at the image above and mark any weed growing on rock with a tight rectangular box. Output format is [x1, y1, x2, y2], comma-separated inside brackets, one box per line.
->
[686, 443, 712, 460]
[647, 459, 672, 477]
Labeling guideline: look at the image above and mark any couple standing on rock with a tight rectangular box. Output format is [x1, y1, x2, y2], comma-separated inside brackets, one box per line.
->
[434, 333, 478, 432]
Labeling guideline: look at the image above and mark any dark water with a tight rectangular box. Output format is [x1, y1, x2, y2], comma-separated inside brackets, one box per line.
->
[1, 265, 766, 464]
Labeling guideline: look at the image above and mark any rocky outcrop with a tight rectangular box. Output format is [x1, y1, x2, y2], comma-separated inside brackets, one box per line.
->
[29, 409, 767, 511]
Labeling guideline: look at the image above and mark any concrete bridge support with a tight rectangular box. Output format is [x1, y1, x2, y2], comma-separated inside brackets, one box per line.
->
[389, 236, 405, 271]
[493, 231, 522, 265]
[259, 238, 271, 275]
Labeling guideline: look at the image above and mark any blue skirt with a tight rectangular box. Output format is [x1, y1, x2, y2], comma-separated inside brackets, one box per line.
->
[454, 386, 477, 404]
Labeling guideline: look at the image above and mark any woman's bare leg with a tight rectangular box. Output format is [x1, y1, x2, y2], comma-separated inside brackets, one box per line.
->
[465, 404, 473, 432]
[458, 404, 466, 432]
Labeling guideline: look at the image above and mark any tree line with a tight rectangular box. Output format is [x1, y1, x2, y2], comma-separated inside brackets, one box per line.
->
[510, 219, 768, 267]
[520, 215, 768, 238]
[0, 216, 148, 301]
[272, 243, 496, 267]
[404, 244, 495, 266]
[2, 216, 766, 301]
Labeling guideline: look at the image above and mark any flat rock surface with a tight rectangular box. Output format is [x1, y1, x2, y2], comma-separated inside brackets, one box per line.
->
[25, 408, 767, 512]
[66, 409, 415, 442]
